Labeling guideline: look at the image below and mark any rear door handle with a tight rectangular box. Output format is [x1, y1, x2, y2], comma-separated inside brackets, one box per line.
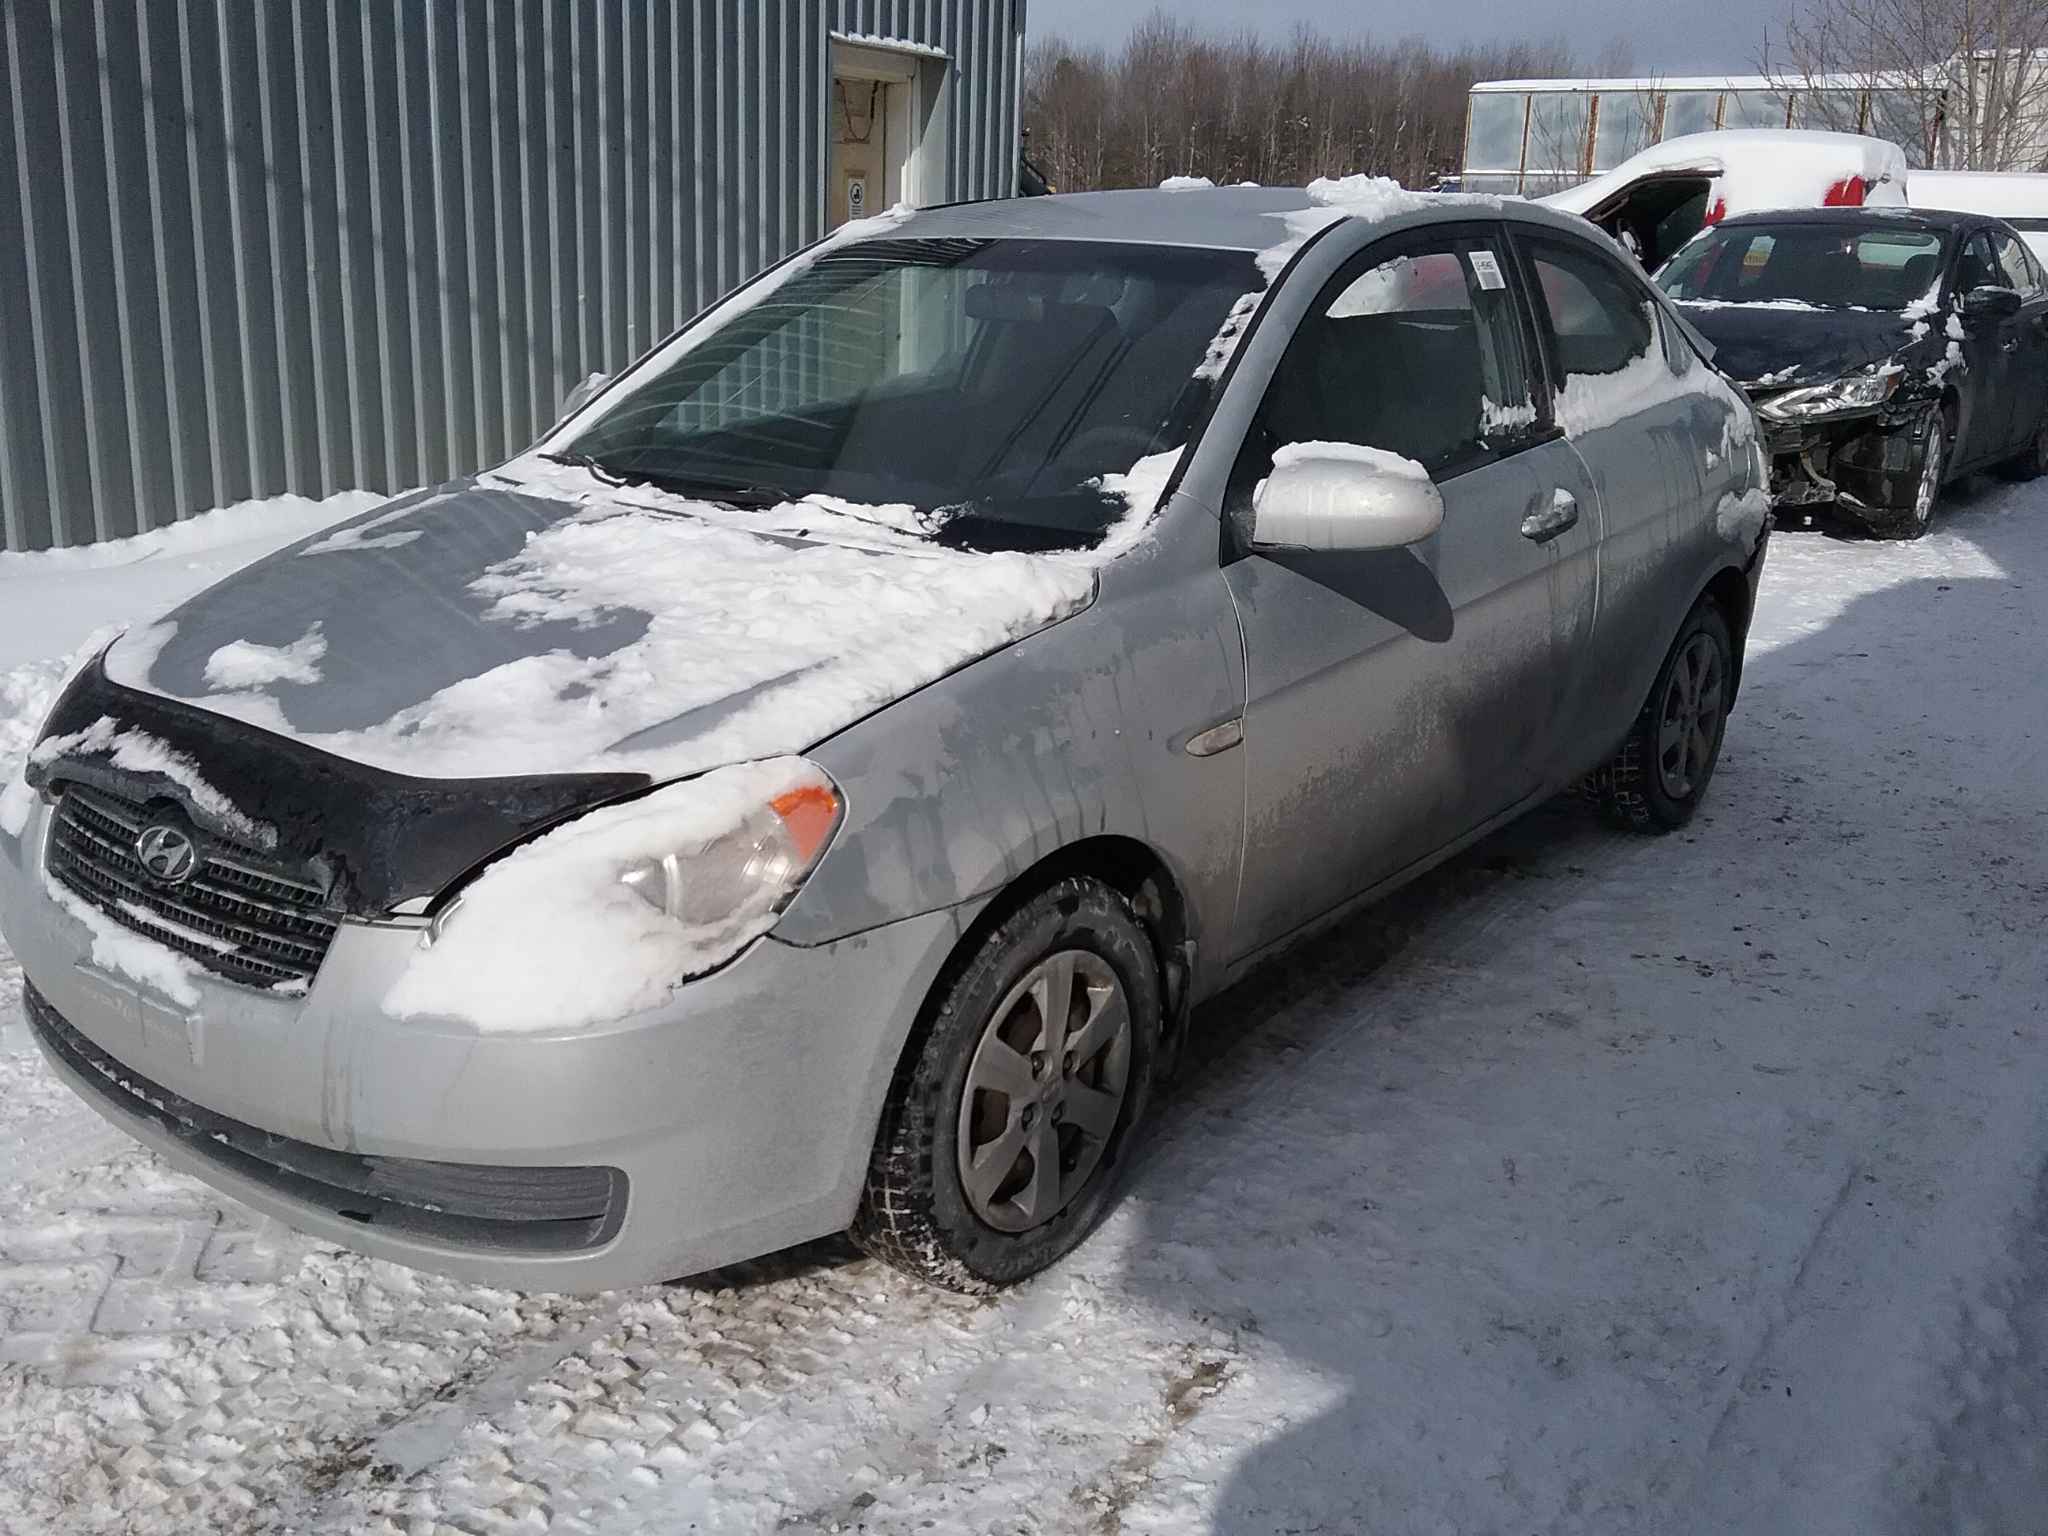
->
[1521, 490, 1579, 543]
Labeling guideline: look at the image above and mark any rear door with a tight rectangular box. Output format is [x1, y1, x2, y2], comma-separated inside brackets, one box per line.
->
[1992, 228, 2048, 450]
[1951, 229, 2019, 463]
[1511, 229, 1725, 760]
[1219, 224, 1598, 961]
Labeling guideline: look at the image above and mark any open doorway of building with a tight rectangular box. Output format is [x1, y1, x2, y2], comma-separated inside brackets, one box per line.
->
[827, 39, 934, 229]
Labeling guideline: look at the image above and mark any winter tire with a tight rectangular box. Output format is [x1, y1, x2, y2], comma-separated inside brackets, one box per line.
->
[1866, 405, 1948, 540]
[851, 875, 1161, 1292]
[1588, 599, 1734, 834]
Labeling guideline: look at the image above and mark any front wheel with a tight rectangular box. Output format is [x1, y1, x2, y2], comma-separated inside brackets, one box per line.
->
[1865, 407, 1948, 540]
[1588, 600, 1735, 833]
[851, 876, 1160, 1292]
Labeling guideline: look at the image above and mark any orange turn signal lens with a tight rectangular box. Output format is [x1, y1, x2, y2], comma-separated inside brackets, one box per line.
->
[770, 782, 841, 863]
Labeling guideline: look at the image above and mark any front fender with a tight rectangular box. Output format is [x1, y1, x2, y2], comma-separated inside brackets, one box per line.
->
[781, 517, 1248, 998]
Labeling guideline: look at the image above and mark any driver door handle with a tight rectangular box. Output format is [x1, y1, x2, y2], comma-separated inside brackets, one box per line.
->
[1521, 490, 1579, 543]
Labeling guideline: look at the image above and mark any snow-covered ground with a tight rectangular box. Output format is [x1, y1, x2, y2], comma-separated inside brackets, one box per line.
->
[1, 478, 2045, 1534]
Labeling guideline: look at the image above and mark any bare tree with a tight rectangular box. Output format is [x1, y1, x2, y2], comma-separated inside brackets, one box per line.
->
[1021, 15, 1578, 193]
[1771, 0, 2048, 170]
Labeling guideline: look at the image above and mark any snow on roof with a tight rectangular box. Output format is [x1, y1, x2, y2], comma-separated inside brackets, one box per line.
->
[1540, 131, 1910, 219]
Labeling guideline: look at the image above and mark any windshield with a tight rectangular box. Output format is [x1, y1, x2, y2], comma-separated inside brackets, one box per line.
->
[1657, 224, 1948, 311]
[559, 237, 1262, 553]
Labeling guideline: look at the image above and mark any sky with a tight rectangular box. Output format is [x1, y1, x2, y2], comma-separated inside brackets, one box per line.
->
[1024, 0, 1790, 76]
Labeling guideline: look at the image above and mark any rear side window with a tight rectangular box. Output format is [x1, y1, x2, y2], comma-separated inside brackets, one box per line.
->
[1523, 237, 1655, 380]
[1249, 236, 1538, 482]
[1993, 230, 2042, 298]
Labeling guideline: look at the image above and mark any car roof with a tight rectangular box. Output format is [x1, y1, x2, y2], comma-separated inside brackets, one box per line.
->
[881, 186, 1576, 253]
[1714, 205, 1978, 233]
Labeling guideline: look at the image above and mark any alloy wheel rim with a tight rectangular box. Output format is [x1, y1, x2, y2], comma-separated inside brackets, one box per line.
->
[1656, 633, 1724, 801]
[1915, 418, 1945, 527]
[956, 949, 1131, 1234]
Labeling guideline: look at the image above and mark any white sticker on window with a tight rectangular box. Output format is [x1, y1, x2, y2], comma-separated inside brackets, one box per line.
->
[1468, 250, 1507, 291]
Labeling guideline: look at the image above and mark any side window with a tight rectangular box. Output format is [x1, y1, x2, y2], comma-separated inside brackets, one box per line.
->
[1994, 231, 2041, 298]
[1957, 232, 2002, 293]
[1244, 237, 1538, 491]
[1523, 236, 1658, 384]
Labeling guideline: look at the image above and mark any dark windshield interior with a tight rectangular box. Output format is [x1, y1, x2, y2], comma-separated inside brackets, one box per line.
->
[1658, 224, 1948, 311]
[564, 238, 1261, 552]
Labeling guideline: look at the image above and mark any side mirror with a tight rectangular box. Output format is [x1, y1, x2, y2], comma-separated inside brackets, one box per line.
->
[556, 370, 611, 423]
[1960, 285, 2022, 325]
[1251, 445, 1444, 552]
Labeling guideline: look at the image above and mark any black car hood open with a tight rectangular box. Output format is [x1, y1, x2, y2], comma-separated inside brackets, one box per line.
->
[1671, 302, 1929, 389]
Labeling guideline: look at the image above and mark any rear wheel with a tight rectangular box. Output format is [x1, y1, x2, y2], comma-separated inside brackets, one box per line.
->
[1588, 600, 1735, 833]
[851, 876, 1160, 1292]
[1865, 406, 1947, 540]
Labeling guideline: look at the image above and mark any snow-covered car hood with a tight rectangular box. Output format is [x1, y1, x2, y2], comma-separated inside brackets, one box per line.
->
[1670, 302, 1928, 390]
[98, 475, 1108, 784]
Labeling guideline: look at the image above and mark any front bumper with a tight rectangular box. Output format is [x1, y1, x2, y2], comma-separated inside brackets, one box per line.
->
[0, 794, 977, 1291]
[1758, 401, 1934, 516]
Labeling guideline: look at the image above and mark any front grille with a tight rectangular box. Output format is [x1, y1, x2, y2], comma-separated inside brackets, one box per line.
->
[27, 984, 628, 1254]
[45, 782, 340, 990]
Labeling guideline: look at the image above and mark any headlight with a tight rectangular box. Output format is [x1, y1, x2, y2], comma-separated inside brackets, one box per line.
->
[615, 778, 841, 925]
[388, 758, 843, 1032]
[1757, 370, 1899, 422]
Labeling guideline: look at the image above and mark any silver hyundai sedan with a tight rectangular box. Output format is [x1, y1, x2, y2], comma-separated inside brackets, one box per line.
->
[0, 186, 1768, 1293]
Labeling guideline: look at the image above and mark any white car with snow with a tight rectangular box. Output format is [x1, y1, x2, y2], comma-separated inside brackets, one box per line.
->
[1542, 129, 1910, 270]
[0, 185, 1767, 1292]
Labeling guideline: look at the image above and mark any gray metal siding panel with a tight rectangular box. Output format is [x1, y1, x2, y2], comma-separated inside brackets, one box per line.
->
[1, 0, 1019, 550]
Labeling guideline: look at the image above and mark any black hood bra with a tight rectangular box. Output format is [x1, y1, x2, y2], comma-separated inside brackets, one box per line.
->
[27, 656, 646, 918]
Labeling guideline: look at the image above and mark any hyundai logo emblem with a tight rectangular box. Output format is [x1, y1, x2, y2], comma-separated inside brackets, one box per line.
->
[135, 823, 199, 885]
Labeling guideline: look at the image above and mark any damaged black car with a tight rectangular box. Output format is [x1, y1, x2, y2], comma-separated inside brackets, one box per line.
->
[1657, 208, 2048, 538]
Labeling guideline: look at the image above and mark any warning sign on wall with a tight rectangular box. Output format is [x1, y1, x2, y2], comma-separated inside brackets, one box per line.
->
[846, 177, 868, 220]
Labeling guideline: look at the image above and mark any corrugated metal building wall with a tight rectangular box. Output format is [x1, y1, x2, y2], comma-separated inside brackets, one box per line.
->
[0, 0, 1024, 551]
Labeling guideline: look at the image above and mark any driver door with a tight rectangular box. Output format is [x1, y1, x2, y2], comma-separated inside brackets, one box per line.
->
[1952, 230, 2022, 462]
[1220, 226, 1599, 962]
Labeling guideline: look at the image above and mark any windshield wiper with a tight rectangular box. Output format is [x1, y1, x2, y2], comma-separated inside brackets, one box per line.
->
[541, 453, 793, 509]
[541, 449, 631, 487]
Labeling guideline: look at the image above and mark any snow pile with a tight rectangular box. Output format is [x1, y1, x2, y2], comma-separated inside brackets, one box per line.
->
[1482, 395, 1538, 434]
[0, 771, 31, 839]
[1715, 486, 1772, 544]
[0, 491, 383, 577]
[1252, 175, 1494, 282]
[202, 625, 326, 690]
[1194, 291, 1263, 381]
[1090, 449, 1187, 558]
[1159, 175, 1215, 190]
[383, 758, 832, 1031]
